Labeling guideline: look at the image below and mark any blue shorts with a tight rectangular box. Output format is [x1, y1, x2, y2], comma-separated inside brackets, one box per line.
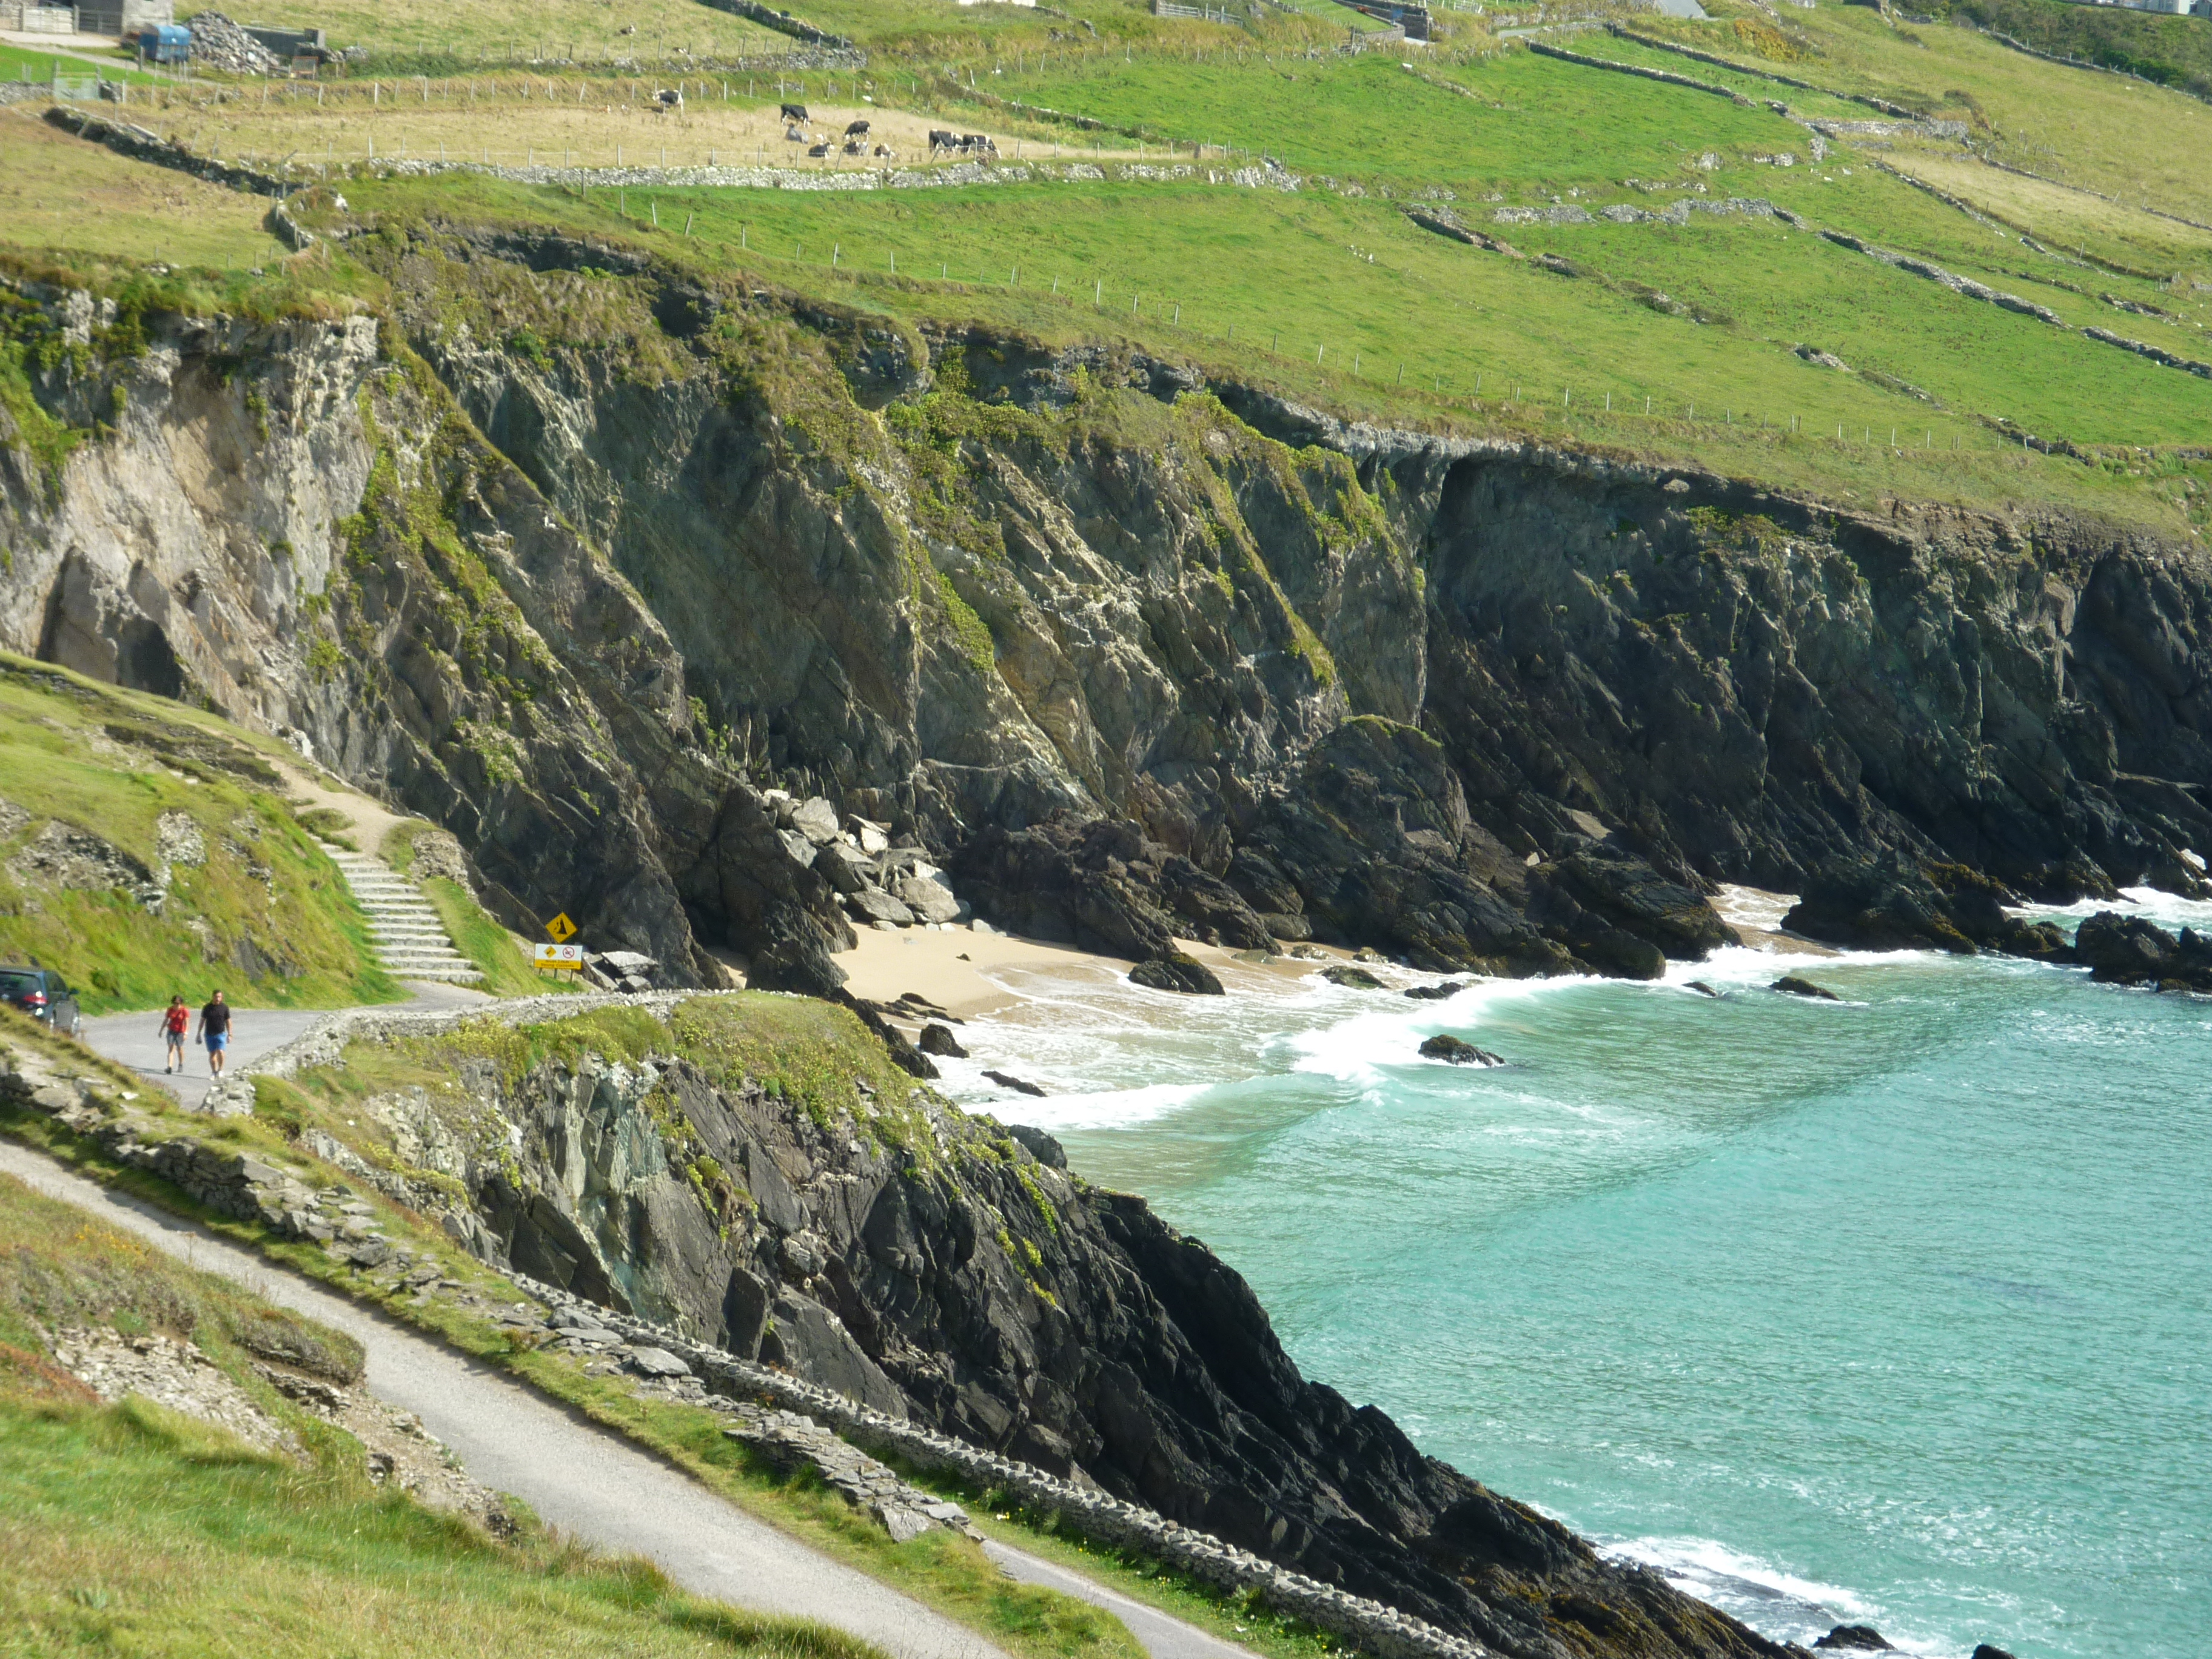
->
[205, 1032, 229, 1052]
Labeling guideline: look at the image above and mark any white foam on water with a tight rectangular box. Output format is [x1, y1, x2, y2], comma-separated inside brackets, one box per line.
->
[2016, 885, 2212, 934]
[1711, 883, 1800, 933]
[1604, 1536, 1963, 1655]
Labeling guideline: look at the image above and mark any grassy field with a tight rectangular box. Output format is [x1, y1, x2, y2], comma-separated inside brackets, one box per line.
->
[0, 107, 286, 270]
[0, 654, 397, 1013]
[0, 1169, 885, 1659]
[3, 0, 2209, 535]
[326, 163, 2209, 530]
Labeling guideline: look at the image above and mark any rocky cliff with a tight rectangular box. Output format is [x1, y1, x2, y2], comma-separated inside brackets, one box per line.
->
[307, 994, 1788, 1659]
[10, 231, 2205, 997]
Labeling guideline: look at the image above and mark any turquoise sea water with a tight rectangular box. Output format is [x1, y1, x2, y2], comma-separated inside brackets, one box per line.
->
[936, 891, 2212, 1659]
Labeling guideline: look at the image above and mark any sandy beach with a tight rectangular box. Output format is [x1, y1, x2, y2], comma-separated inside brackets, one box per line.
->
[832, 925, 1327, 1022]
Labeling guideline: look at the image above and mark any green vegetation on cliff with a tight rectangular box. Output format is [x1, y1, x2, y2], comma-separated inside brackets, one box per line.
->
[0, 654, 397, 1013]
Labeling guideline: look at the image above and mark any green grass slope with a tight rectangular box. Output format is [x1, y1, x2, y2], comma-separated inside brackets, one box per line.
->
[0, 1170, 882, 1659]
[0, 653, 398, 1014]
[5, 0, 2211, 538]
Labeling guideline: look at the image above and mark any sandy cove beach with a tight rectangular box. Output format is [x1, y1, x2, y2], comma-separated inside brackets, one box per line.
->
[831, 882, 1832, 1033]
[831, 926, 1318, 1021]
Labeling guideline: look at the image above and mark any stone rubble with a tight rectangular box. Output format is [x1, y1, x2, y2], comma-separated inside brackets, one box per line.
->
[186, 12, 287, 76]
[52, 1327, 300, 1456]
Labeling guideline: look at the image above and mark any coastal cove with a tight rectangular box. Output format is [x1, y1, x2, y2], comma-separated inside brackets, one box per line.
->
[928, 896, 2212, 1659]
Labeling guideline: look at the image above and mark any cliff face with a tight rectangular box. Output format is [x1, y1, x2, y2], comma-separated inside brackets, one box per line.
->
[8, 241, 2208, 993]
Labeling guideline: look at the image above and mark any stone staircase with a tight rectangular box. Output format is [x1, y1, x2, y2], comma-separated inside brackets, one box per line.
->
[323, 845, 484, 985]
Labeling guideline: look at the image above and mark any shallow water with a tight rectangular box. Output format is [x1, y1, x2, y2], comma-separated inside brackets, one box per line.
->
[934, 895, 2212, 1659]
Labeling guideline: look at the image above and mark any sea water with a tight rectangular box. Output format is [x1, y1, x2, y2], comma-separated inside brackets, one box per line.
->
[931, 893, 2212, 1659]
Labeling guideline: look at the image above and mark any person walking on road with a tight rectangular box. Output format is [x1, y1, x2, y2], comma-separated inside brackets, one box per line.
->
[195, 991, 233, 1076]
[158, 995, 188, 1074]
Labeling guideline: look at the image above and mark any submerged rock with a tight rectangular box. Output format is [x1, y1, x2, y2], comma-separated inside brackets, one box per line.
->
[1418, 1033, 1504, 1065]
[1771, 975, 1841, 1000]
[1404, 980, 1464, 1000]
[1685, 980, 1721, 997]
[1813, 1628, 1894, 1652]
[982, 1069, 1047, 1098]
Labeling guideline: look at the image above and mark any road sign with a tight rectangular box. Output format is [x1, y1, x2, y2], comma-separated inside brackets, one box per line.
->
[545, 913, 577, 943]
[534, 943, 584, 973]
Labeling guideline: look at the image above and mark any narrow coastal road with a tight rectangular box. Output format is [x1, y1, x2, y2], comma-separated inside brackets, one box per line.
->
[0, 1127, 1262, 1659]
[0, 1138, 1009, 1659]
[79, 981, 488, 1110]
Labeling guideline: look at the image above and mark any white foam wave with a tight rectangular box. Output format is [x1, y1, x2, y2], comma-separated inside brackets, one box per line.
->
[1711, 883, 1800, 933]
[1604, 1536, 1966, 1654]
[2017, 885, 2212, 934]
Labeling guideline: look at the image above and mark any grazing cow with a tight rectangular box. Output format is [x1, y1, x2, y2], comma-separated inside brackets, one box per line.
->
[807, 142, 831, 158]
[780, 101, 808, 122]
[962, 133, 995, 155]
[654, 87, 682, 110]
[845, 118, 870, 136]
[928, 128, 956, 153]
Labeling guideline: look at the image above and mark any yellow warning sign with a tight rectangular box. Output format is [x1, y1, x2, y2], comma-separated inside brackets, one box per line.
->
[545, 913, 577, 944]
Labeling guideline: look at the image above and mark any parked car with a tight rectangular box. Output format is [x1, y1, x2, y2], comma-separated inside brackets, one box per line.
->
[0, 965, 82, 1037]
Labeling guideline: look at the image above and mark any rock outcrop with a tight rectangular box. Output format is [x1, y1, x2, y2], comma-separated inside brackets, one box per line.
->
[2072, 910, 2212, 991]
[282, 998, 1792, 1659]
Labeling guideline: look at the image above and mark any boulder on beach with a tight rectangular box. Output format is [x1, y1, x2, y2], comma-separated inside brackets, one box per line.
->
[1129, 950, 1225, 995]
[1321, 964, 1385, 990]
[1771, 974, 1840, 1000]
[1418, 1034, 1504, 1066]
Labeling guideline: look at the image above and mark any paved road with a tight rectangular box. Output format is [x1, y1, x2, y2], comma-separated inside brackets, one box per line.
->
[0, 1134, 1261, 1659]
[0, 1138, 1008, 1659]
[81, 982, 488, 1110]
[985, 1541, 1258, 1659]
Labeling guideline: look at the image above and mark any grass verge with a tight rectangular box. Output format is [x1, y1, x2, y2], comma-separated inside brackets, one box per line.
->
[0, 1168, 886, 1659]
[0, 652, 399, 1013]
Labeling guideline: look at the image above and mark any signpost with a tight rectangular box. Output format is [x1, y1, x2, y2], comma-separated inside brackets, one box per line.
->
[537, 912, 581, 975]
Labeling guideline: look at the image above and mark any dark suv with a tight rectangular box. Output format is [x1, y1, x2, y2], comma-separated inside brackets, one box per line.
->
[0, 965, 82, 1037]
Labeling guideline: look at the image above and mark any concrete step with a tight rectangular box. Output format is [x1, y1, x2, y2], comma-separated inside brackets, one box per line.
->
[318, 838, 484, 985]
